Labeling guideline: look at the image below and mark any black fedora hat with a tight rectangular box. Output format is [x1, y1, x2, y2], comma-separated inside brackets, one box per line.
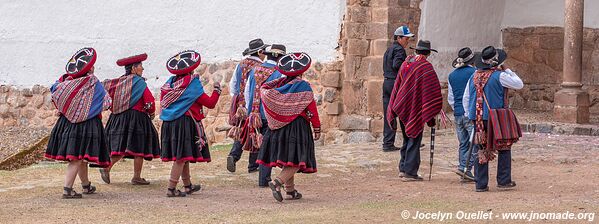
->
[452, 47, 476, 68]
[264, 44, 287, 56]
[475, 46, 507, 70]
[244, 38, 270, 55]
[410, 40, 437, 53]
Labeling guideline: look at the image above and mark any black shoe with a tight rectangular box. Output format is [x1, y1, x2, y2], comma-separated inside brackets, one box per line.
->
[475, 187, 489, 192]
[382, 146, 400, 152]
[401, 174, 424, 182]
[248, 167, 259, 173]
[497, 181, 517, 190]
[226, 156, 236, 173]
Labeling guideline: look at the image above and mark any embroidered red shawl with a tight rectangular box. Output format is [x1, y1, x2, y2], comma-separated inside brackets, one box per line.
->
[387, 55, 443, 138]
[261, 77, 314, 130]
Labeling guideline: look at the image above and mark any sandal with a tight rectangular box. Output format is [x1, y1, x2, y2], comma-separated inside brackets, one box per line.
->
[99, 168, 110, 184]
[268, 179, 284, 202]
[166, 188, 187, 197]
[81, 182, 96, 194]
[131, 178, 150, 185]
[184, 184, 201, 194]
[285, 190, 303, 200]
[62, 187, 82, 199]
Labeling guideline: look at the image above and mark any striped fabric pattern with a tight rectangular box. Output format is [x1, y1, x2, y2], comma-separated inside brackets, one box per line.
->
[159, 74, 204, 121]
[51, 74, 109, 123]
[261, 77, 314, 130]
[387, 55, 443, 138]
[101, 74, 146, 114]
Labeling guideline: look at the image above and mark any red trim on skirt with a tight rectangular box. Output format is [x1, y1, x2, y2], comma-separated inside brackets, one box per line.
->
[161, 156, 211, 163]
[256, 159, 317, 173]
[44, 153, 111, 167]
[111, 149, 160, 158]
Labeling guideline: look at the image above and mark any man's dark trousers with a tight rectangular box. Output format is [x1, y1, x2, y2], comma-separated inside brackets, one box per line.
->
[228, 142, 259, 171]
[257, 119, 272, 186]
[399, 121, 423, 176]
[383, 78, 397, 148]
[473, 121, 512, 189]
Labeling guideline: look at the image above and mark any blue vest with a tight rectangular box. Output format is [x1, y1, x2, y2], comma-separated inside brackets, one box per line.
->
[467, 70, 505, 121]
[448, 66, 475, 116]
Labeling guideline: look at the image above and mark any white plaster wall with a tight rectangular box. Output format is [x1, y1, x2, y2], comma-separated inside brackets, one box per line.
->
[502, 0, 599, 29]
[0, 0, 345, 88]
[418, 0, 506, 79]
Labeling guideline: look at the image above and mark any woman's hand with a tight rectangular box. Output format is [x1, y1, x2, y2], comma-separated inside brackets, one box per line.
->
[314, 132, 321, 140]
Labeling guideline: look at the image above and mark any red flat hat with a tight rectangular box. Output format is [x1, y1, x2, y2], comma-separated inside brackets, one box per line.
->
[65, 48, 97, 77]
[166, 50, 201, 75]
[276, 52, 312, 77]
[116, 53, 147, 66]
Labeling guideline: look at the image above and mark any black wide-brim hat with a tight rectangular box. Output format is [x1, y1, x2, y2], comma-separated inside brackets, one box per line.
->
[475, 47, 507, 70]
[65, 47, 97, 77]
[276, 52, 312, 77]
[245, 38, 270, 55]
[452, 47, 476, 68]
[166, 50, 201, 75]
[117, 53, 148, 66]
[410, 40, 438, 52]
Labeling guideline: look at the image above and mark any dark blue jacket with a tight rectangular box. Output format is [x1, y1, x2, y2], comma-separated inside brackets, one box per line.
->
[383, 42, 407, 79]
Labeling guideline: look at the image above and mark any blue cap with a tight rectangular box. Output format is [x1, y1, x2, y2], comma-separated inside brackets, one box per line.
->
[394, 26, 415, 37]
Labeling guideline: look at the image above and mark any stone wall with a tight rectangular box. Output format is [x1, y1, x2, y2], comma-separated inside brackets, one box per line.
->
[502, 26, 599, 115]
[331, 0, 422, 144]
[0, 61, 334, 145]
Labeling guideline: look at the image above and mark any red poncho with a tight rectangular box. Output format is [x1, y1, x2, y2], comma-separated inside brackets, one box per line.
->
[387, 55, 443, 138]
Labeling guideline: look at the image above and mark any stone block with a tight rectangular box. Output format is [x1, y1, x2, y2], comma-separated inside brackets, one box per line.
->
[366, 80, 384, 115]
[358, 56, 384, 78]
[365, 23, 388, 40]
[343, 56, 362, 80]
[339, 115, 370, 130]
[321, 71, 342, 88]
[342, 80, 365, 114]
[324, 61, 343, 71]
[502, 32, 523, 48]
[371, 7, 389, 23]
[509, 47, 534, 64]
[536, 124, 554, 133]
[324, 129, 347, 145]
[344, 22, 367, 39]
[370, 0, 389, 7]
[326, 102, 343, 115]
[539, 35, 564, 50]
[347, 39, 370, 56]
[371, 39, 391, 56]
[323, 88, 338, 103]
[573, 127, 592, 136]
[346, 131, 376, 143]
[348, 6, 371, 23]
[370, 117, 384, 133]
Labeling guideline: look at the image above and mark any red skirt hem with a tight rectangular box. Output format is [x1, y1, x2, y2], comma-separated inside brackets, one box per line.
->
[256, 159, 317, 173]
[44, 153, 111, 167]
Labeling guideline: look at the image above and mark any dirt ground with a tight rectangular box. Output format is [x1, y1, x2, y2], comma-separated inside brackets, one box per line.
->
[0, 130, 598, 223]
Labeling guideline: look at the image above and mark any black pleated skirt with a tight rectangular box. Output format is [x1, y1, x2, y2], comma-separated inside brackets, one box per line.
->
[160, 115, 210, 163]
[257, 117, 317, 173]
[105, 109, 160, 160]
[45, 115, 111, 167]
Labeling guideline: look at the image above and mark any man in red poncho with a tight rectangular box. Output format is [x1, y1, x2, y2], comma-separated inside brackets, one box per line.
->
[387, 40, 443, 181]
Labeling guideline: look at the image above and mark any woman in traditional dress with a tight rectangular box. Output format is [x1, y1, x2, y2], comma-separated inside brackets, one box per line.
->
[159, 50, 221, 197]
[99, 53, 160, 185]
[257, 52, 321, 202]
[45, 48, 111, 199]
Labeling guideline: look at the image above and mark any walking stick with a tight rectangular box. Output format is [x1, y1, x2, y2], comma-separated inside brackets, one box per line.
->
[428, 126, 435, 181]
[462, 130, 475, 181]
